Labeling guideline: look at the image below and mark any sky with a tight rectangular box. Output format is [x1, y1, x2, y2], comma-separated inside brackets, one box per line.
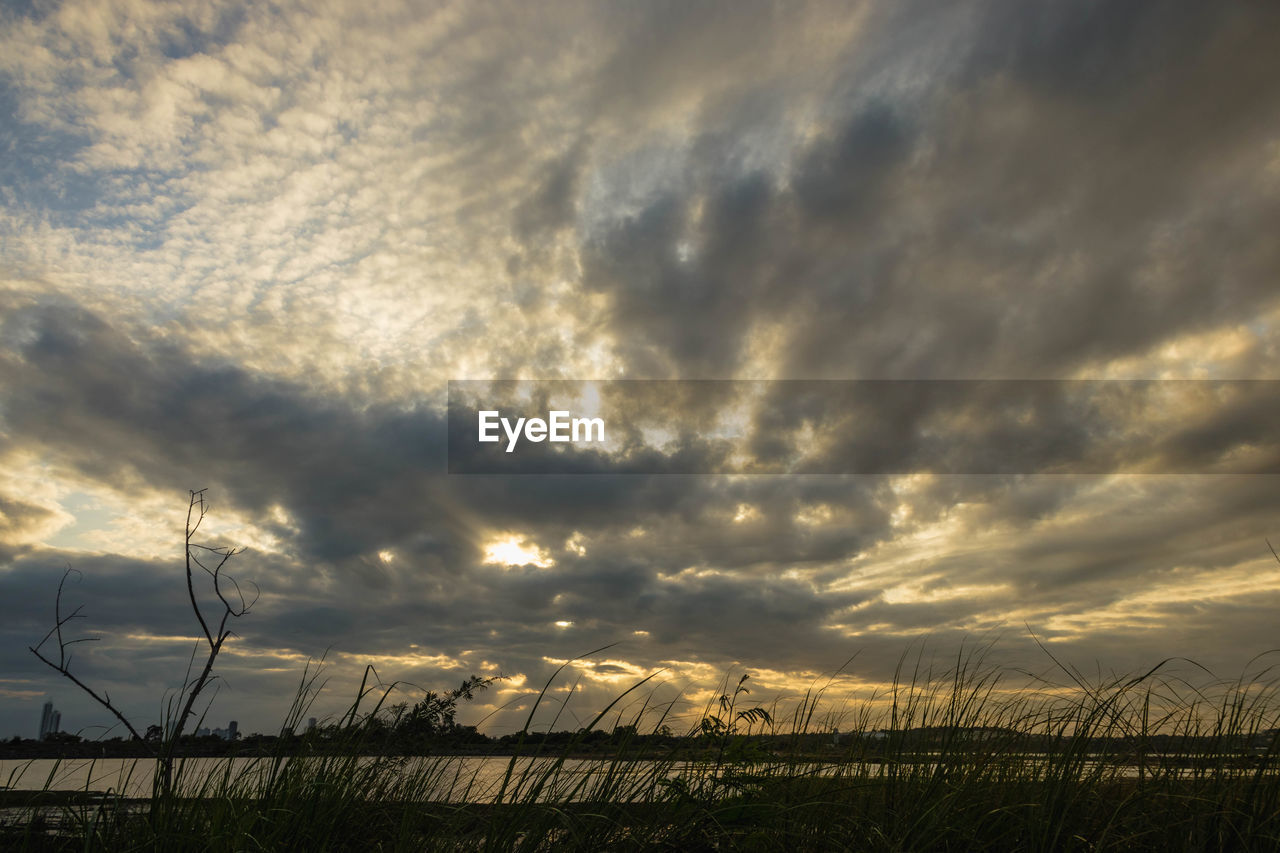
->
[2, 0, 1279, 740]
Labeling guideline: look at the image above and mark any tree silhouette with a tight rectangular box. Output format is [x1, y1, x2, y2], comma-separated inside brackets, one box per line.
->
[30, 489, 258, 797]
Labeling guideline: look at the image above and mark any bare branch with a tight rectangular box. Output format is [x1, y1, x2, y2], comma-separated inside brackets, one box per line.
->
[186, 491, 215, 648]
[29, 645, 148, 744]
[31, 489, 255, 799]
[29, 568, 147, 745]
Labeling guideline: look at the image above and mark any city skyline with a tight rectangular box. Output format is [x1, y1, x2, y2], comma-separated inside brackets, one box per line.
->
[37, 701, 61, 741]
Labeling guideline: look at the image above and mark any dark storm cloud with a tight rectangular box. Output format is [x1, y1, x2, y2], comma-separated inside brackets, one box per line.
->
[563, 0, 1280, 382]
[791, 102, 914, 221]
[965, 0, 1216, 97]
[0, 296, 900, 647]
[0, 298, 451, 566]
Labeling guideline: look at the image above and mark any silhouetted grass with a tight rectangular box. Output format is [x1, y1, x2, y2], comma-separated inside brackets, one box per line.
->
[4, 643, 1280, 851]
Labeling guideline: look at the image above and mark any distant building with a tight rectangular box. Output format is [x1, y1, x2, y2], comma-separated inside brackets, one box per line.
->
[39, 702, 62, 740]
[306, 717, 317, 733]
[197, 720, 241, 740]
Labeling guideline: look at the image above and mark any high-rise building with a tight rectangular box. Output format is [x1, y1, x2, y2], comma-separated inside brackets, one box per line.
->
[38, 701, 61, 740]
[201, 720, 241, 740]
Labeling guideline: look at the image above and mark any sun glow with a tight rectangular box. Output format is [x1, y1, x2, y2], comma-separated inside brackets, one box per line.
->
[482, 534, 555, 568]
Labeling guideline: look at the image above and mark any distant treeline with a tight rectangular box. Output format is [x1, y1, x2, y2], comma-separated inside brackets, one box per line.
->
[6, 724, 1277, 761]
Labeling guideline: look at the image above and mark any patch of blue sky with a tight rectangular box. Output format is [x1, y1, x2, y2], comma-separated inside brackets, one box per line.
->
[41, 491, 115, 552]
[0, 86, 99, 221]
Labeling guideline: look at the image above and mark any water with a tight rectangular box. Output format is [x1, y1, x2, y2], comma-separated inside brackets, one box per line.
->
[1, 755, 686, 802]
[1, 754, 1265, 804]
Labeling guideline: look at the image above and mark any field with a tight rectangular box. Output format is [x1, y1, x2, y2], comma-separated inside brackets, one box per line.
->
[4, 646, 1280, 851]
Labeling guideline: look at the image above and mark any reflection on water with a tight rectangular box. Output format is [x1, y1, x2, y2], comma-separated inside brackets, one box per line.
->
[2, 756, 679, 802]
[0, 755, 1226, 804]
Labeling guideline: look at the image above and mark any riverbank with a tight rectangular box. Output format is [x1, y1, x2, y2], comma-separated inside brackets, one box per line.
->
[4, 766, 1278, 851]
[5, 645, 1280, 850]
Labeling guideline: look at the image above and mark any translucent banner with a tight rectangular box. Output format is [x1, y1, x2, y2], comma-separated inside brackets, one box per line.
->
[447, 380, 1280, 475]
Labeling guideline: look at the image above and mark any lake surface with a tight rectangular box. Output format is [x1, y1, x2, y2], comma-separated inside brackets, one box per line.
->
[1, 755, 691, 802]
[0, 754, 1250, 803]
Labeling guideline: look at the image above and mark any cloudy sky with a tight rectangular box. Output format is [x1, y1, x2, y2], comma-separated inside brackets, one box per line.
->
[2, 0, 1280, 740]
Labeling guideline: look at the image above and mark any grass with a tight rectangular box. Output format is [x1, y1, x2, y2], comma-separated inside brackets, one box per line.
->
[4, 643, 1280, 851]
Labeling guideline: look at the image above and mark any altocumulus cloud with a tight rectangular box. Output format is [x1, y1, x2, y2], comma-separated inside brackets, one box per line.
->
[1, 0, 1279, 737]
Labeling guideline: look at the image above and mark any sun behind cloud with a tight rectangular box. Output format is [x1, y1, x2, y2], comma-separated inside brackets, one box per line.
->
[482, 534, 555, 569]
